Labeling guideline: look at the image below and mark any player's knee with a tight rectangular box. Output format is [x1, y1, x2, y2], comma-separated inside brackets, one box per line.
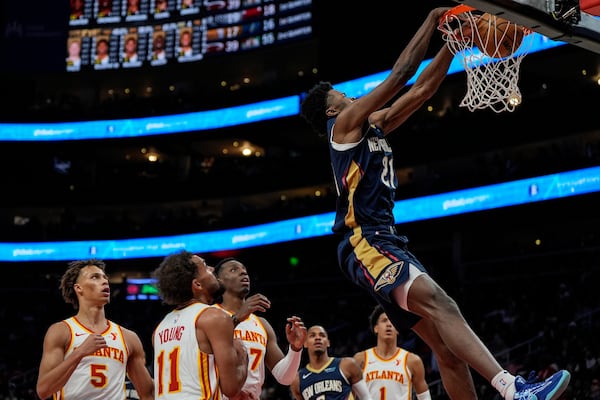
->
[427, 281, 462, 317]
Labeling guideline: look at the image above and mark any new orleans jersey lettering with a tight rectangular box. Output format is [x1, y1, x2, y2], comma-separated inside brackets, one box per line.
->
[298, 358, 352, 400]
[366, 136, 393, 153]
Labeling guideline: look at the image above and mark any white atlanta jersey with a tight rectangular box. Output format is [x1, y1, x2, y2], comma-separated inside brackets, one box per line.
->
[153, 302, 220, 400]
[54, 317, 129, 400]
[362, 347, 412, 400]
[216, 305, 268, 400]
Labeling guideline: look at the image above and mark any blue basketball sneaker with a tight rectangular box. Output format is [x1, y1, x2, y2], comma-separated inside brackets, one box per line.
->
[514, 370, 571, 400]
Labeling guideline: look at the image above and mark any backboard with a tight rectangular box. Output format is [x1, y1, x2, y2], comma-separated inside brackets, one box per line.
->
[453, 0, 600, 53]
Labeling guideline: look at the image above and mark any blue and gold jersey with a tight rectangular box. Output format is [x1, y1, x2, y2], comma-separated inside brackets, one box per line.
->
[327, 118, 397, 234]
[298, 357, 352, 400]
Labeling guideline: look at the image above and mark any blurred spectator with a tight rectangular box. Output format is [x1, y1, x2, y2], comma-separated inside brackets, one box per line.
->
[590, 378, 600, 400]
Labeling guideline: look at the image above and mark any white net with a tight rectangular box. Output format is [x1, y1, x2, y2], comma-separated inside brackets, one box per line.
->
[438, 8, 533, 113]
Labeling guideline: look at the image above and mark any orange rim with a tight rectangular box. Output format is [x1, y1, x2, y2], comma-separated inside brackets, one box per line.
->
[442, 4, 476, 20]
[438, 4, 477, 33]
[440, 5, 532, 35]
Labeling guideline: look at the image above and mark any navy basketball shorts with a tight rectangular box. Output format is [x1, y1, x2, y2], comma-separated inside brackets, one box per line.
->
[337, 225, 427, 330]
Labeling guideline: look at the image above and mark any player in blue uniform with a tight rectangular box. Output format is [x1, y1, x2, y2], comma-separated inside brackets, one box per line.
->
[290, 325, 371, 400]
[300, 6, 570, 400]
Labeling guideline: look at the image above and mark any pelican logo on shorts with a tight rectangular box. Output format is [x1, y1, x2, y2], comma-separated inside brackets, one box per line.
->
[374, 261, 404, 291]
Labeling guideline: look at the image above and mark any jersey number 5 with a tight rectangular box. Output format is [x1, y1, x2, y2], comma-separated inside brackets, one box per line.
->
[90, 364, 108, 387]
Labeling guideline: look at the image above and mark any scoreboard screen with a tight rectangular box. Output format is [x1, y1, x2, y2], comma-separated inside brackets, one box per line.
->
[66, 0, 313, 71]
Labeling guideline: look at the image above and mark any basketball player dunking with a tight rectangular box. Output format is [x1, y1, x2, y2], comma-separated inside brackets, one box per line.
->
[299, 6, 570, 400]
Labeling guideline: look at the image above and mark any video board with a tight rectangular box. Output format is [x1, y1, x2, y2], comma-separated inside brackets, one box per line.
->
[66, 0, 313, 71]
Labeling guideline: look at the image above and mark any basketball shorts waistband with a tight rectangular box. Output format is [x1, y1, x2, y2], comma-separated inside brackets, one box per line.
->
[357, 225, 397, 235]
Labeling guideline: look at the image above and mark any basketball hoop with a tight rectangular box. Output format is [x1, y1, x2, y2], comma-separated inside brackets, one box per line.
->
[438, 5, 534, 113]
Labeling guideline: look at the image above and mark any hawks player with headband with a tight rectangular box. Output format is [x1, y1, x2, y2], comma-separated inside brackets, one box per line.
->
[300, 6, 570, 400]
[36, 259, 154, 400]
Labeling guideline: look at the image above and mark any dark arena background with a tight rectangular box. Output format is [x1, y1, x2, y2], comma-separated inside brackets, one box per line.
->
[1, 0, 599, 399]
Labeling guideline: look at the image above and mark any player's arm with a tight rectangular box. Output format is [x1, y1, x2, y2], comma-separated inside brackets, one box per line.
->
[123, 327, 154, 400]
[36, 322, 108, 399]
[369, 42, 454, 135]
[341, 357, 373, 400]
[264, 315, 306, 384]
[262, 317, 285, 369]
[353, 350, 366, 370]
[333, 7, 451, 143]
[199, 307, 248, 397]
[407, 352, 431, 400]
[289, 375, 303, 400]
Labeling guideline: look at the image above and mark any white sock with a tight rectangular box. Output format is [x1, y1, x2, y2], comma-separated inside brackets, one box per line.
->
[491, 370, 516, 400]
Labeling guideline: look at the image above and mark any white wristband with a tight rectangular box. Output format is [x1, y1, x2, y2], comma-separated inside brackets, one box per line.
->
[352, 379, 372, 400]
[416, 390, 432, 400]
[271, 345, 302, 385]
